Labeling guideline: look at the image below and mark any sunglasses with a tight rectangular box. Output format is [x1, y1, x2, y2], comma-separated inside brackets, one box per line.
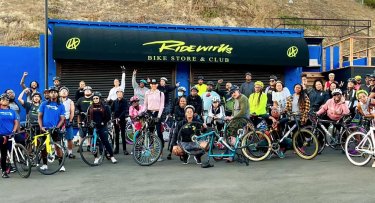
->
[333, 94, 341, 96]
[270, 80, 275, 82]
[93, 97, 100, 100]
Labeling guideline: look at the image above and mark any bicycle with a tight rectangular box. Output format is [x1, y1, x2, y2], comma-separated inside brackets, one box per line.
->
[79, 121, 113, 166]
[132, 113, 162, 166]
[1, 133, 31, 178]
[242, 113, 319, 161]
[161, 114, 175, 142]
[345, 119, 375, 166]
[32, 128, 67, 175]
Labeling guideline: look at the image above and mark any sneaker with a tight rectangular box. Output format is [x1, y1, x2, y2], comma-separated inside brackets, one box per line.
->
[10, 166, 17, 173]
[68, 153, 76, 159]
[39, 164, 48, 171]
[59, 166, 66, 172]
[276, 150, 285, 159]
[110, 157, 117, 164]
[123, 150, 129, 155]
[372, 161, 375, 168]
[194, 156, 202, 165]
[182, 155, 190, 164]
[2, 171, 9, 178]
[94, 158, 101, 165]
[157, 157, 164, 162]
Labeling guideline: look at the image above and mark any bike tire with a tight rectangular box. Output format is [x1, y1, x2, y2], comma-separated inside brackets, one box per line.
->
[79, 135, 105, 166]
[125, 124, 135, 145]
[292, 129, 319, 160]
[36, 142, 67, 175]
[13, 143, 32, 178]
[241, 131, 271, 161]
[224, 117, 254, 144]
[132, 132, 162, 166]
[303, 125, 326, 154]
[345, 132, 373, 166]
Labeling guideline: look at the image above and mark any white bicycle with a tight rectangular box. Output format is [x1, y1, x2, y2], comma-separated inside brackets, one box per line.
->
[345, 119, 375, 166]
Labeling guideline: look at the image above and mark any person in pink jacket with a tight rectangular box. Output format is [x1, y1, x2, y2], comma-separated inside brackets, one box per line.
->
[316, 89, 350, 121]
[129, 96, 143, 131]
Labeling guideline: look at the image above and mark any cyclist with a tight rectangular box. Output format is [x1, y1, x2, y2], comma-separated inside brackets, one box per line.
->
[59, 87, 76, 159]
[316, 89, 350, 121]
[240, 72, 255, 98]
[111, 88, 129, 155]
[344, 78, 357, 117]
[171, 86, 186, 115]
[327, 81, 339, 99]
[157, 77, 179, 115]
[308, 79, 329, 112]
[18, 90, 42, 138]
[87, 92, 117, 164]
[215, 80, 233, 116]
[38, 86, 66, 172]
[187, 86, 203, 120]
[43, 89, 50, 101]
[265, 75, 278, 110]
[132, 69, 149, 105]
[195, 76, 207, 96]
[129, 96, 144, 132]
[171, 105, 205, 165]
[272, 81, 291, 114]
[354, 75, 362, 90]
[284, 84, 310, 125]
[20, 71, 39, 103]
[207, 96, 225, 132]
[360, 74, 371, 92]
[5, 89, 20, 120]
[226, 85, 249, 120]
[202, 81, 220, 117]
[76, 86, 93, 152]
[107, 66, 126, 105]
[0, 93, 18, 178]
[53, 76, 62, 90]
[143, 78, 165, 161]
[167, 96, 187, 160]
[75, 81, 86, 101]
[249, 81, 277, 126]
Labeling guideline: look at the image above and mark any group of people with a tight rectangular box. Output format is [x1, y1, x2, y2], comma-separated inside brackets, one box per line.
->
[1, 67, 375, 178]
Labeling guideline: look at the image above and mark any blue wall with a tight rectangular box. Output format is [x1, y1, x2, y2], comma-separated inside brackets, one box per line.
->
[176, 63, 190, 96]
[284, 66, 302, 93]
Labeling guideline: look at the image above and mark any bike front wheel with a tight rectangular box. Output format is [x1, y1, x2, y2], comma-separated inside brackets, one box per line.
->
[79, 135, 105, 166]
[345, 132, 373, 166]
[132, 132, 162, 166]
[125, 124, 135, 145]
[13, 143, 31, 178]
[241, 131, 271, 161]
[303, 125, 326, 154]
[293, 129, 319, 160]
[35, 142, 67, 175]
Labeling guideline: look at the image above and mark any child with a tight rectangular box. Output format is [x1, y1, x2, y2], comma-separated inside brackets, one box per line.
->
[129, 96, 143, 131]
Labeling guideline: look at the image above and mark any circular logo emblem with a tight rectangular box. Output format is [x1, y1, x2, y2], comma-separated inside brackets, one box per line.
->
[66, 37, 80, 50]
[287, 46, 298, 58]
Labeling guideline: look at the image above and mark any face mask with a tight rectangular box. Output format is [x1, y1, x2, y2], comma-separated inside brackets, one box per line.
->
[178, 92, 183, 97]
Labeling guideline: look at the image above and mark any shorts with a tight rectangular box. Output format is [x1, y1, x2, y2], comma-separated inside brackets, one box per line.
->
[65, 126, 74, 140]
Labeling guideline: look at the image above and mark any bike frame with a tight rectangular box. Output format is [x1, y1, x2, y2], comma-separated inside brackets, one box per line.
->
[354, 126, 375, 155]
[6, 137, 27, 166]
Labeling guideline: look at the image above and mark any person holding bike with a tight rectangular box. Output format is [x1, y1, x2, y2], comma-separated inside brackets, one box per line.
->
[59, 87, 76, 159]
[207, 96, 225, 131]
[107, 66, 126, 105]
[143, 79, 165, 161]
[316, 89, 350, 121]
[76, 86, 93, 152]
[226, 85, 249, 120]
[171, 105, 205, 165]
[132, 69, 149, 105]
[129, 96, 144, 132]
[111, 88, 129, 155]
[187, 86, 203, 120]
[0, 93, 18, 178]
[38, 86, 66, 172]
[87, 92, 117, 164]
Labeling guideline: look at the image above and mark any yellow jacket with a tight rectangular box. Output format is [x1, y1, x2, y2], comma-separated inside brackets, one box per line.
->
[195, 84, 208, 96]
[249, 92, 268, 115]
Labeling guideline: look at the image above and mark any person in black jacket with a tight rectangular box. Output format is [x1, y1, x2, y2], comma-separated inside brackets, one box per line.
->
[187, 86, 203, 120]
[75, 81, 86, 101]
[308, 79, 329, 112]
[88, 92, 117, 164]
[111, 88, 129, 155]
[156, 77, 180, 114]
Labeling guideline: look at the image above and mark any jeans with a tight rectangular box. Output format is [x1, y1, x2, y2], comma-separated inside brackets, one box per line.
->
[114, 119, 126, 151]
[147, 111, 164, 150]
[96, 127, 114, 157]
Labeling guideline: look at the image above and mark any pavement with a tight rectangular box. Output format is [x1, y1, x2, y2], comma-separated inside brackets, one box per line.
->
[1, 146, 375, 203]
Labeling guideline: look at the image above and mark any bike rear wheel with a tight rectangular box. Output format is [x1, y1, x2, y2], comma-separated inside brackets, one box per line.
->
[132, 132, 162, 166]
[293, 129, 318, 160]
[241, 131, 271, 161]
[79, 135, 105, 166]
[345, 132, 373, 166]
[224, 118, 253, 144]
[303, 125, 326, 154]
[125, 124, 135, 145]
[13, 143, 31, 178]
[35, 142, 67, 175]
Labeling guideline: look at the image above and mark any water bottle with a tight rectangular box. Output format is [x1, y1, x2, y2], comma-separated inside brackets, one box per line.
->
[326, 123, 334, 144]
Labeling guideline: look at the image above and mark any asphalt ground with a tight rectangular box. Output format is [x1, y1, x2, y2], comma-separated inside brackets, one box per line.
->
[1, 146, 375, 203]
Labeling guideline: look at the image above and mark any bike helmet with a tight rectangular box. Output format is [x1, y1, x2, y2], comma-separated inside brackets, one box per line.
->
[212, 96, 221, 103]
[53, 76, 61, 81]
[116, 87, 124, 93]
[356, 89, 368, 99]
[130, 96, 140, 103]
[31, 92, 42, 99]
[160, 77, 168, 82]
[190, 86, 199, 92]
[92, 91, 102, 98]
[177, 87, 186, 92]
[254, 81, 264, 88]
[197, 76, 205, 80]
[83, 86, 92, 91]
[331, 88, 342, 95]
[59, 86, 69, 93]
[207, 81, 214, 86]
[184, 105, 195, 112]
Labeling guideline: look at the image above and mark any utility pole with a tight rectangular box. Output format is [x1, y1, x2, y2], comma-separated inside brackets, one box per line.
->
[44, 0, 48, 89]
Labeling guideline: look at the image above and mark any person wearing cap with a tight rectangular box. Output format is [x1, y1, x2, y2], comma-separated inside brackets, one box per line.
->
[75, 81, 86, 101]
[195, 75, 207, 97]
[317, 88, 350, 121]
[157, 76, 180, 115]
[0, 93, 19, 178]
[132, 69, 149, 105]
[187, 86, 203, 119]
[107, 66, 126, 105]
[18, 88, 42, 138]
[240, 72, 255, 98]
[354, 75, 362, 90]
[20, 71, 39, 103]
[111, 87, 129, 155]
[43, 89, 50, 101]
[76, 86, 93, 151]
[344, 78, 357, 117]
[201, 81, 220, 118]
[265, 75, 278, 110]
[38, 86, 66, 172]
[143, 78, 165, 161]
[4, 89, 20, 121]
[226, 85, 249, 120]
[53, 76, 62, 90]
[59, 87, 76, 159]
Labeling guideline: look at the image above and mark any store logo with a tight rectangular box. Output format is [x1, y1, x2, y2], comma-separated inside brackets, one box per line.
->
[66, 37, 80, 50]
[287, 46, 298, 58]
[143, 40, 233, 54]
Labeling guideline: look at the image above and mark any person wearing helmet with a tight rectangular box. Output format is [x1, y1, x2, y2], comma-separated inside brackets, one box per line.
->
[76, 86, 93, 152]
[344, 78, 357, 116]
[107, 66, 126, 105]
[38, 86, 66, 172]
[317, 88, 350, 121]
[187, 86, 203, 119]
[87, 92, 117, 164]
[157, 77, 180, 115]
[75, 81, 86, 101]
[202, 81, 220, 118]
[129, 96, 144, 132]
[18, 89, 42, 137]
[20, 71, 39, 103]
[240, 72, 255, 98]
[0, 93, 19, 178]
[354, 75, 362, 90]
[53, 76, 62, 90]
[59, 87, 76, 160]
[111, 87, 129, 155]
[207, 96, 225, 131]
[171, 86, 186, 115]
[194, 76, 207, 97]
[132, 69, 149, 105]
